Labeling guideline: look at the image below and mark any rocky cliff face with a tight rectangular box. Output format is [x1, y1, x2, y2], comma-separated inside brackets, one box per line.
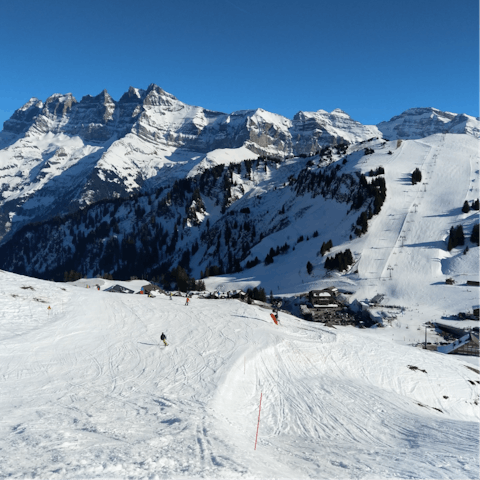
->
[291, 109, 381, 154]
[2, 84, 384, 153]
[377, 107, 480, 140]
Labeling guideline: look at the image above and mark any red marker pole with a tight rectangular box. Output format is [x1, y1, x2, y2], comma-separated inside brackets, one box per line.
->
[254, 392, 263, 450]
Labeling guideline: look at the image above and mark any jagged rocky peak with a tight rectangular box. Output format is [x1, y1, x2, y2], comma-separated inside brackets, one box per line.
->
[20, 97, 44, 111]
[79, 89, 114, 105]
[119, 86, 146, 103]
[2, 97, 44, 134]
[43, 93, 77, 116]
[76, 90, 116, 125]
[143, 83, 181, 108]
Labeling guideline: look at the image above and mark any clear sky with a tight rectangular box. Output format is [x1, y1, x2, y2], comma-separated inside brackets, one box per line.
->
[0, 0, 477, 128]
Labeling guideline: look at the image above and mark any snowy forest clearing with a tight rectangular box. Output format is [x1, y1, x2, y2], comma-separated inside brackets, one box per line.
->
[0, 271, 478, 479]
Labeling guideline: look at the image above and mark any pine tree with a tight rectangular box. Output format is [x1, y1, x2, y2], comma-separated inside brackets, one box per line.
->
[471, 224, 479, 245]
[412, 168, 422, 185]
[462, 201, 470, 213]
[320, 240, 333, 256]
[264, 253, 274, 265]
[448, 225, 465, 250]
[306, 261, 313, 275]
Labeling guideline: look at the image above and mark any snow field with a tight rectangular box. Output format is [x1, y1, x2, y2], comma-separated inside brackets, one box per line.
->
[1, 271, 478, 479]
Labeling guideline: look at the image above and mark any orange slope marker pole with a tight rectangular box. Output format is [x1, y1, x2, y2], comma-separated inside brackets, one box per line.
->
[254, 392, 263, 450]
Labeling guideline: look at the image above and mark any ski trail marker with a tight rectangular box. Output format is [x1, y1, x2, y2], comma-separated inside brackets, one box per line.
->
[254, 392, 263, 450]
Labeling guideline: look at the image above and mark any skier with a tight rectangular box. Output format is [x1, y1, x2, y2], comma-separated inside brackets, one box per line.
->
[170, 293, 173, 300]
[160, 332, 168, 346]
[185, 296, 190, 306]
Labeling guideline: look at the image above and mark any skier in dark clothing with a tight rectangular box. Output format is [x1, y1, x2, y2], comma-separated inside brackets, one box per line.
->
[160, 332, 168, 346]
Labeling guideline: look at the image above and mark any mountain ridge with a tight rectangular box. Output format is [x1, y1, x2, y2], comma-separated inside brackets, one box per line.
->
[0, 84, 383, 243]
[0, 84, 478, 250]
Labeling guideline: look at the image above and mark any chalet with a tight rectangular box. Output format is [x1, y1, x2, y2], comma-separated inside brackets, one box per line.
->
[302, 288, 345, 323]
[437, 332, 479, 356]
[104, 284, 135, 294]
[139, 284, 164, 296]
[466, 280, 480, 287]
[309, 288, 340, 309]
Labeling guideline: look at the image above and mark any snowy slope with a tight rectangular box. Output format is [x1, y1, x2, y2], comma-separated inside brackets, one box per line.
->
[0, 270, 478, 479]
[201, 133, 479, 346]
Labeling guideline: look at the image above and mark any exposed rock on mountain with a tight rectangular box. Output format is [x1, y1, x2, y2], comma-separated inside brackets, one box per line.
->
[377, 107, 480, 140]
[0, 84, 384, 242]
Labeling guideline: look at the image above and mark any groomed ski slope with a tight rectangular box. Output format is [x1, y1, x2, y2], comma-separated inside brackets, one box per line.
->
[352, 133, 479, 305]
[0, 272, 478, 479]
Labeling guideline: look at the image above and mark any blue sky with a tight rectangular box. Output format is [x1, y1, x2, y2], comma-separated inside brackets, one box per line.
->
[0, 0, 477, 127]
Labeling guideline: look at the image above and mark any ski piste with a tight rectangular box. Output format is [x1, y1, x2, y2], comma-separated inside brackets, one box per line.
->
[0, 272, 478, 479]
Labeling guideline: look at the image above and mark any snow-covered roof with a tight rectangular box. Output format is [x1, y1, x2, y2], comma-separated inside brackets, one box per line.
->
[437, 333, 477, 354]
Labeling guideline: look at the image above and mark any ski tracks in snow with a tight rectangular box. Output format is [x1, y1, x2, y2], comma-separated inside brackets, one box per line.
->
[1, 285, 478, 479]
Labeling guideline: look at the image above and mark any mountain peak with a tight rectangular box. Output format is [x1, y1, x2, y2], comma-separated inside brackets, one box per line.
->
[119, 86, 146, 103]
[2, 98, 44, 135]
[143, 84, 179, 107]
[19, 97, 44, 111]
[377, 107, 480, 140]
[43, 93, 77, 118]
[330, 108, 350, 117]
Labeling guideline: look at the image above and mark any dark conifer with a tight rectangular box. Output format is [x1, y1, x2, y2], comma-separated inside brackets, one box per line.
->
[471, 224, 479, 245]
[412, 168, 422, 185]
[306, 261, 313, 275]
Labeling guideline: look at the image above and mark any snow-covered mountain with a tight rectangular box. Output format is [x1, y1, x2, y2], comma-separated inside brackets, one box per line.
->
[0, 84, 383, 242]
[1, 86, 478, 245]
[377, 107, 480, 140]
[0, 85, 478, 297]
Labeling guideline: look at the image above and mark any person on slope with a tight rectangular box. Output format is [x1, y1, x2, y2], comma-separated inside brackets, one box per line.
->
[160, 332, 168, 346]
[185, 296, 190, 306]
